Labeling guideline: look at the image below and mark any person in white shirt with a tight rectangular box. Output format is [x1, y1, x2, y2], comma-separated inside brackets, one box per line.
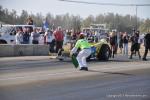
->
[31, 28, 39, 44]
[44, 28, 55, 52]
[15, 28, 23, 44]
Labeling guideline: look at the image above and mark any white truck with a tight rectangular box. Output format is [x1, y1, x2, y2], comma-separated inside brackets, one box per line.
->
[0, 25, 35, 44]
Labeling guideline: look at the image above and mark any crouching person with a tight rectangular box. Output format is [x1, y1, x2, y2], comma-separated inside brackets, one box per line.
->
[71, 33, 91, 71]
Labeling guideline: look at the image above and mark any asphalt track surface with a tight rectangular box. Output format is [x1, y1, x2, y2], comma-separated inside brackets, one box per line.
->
[0, 55, 150, 100]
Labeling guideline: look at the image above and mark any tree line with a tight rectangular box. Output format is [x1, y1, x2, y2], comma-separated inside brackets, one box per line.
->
[0, 5, 149, 34]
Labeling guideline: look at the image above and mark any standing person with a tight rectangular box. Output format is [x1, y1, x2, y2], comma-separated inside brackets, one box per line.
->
[15, 28, 23, 44]
[22, 28, 30, 44]
[71, 33, 91, 71]
[53, 26, 64, 53]
[129, 32, 141, 59]
[26, 16, 34, 32]
[38, 28, 45, 44]
[142, 32, 150, 61]
[70, 30, 77, 49]
[31, 28, 39, 44]
[26, 16, 33, 25]
[44, 28, 55, 52]
[109, 31, 117, 58]
[94, 31, 99, 43]
[122, 32, 129, 56]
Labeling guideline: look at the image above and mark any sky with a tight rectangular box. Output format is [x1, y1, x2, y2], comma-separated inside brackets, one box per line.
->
[0, 0, 150, 19]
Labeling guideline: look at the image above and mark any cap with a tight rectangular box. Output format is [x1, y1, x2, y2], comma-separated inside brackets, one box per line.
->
[79, 32, 85, 39]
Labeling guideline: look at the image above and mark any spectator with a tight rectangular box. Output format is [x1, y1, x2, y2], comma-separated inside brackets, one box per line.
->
[122, 32, 129, 56]
[22, 28, 30, 44]
[26, 16, 33, 25]
[129, 32, 141, 59]
[142, 32, 150, 61]
[38, 28, 45, 34]
[44, 28, 55, 52]
[31, 28, 39, 44]
[70, 30, 77, 49]
[26, 16, 34, 32]
[15, 28, 23, 44]
[54, 26, 64, 53]
[109, 31, 117, 58]
[38, 28, 45, 44]
[94, 31, 99, 43]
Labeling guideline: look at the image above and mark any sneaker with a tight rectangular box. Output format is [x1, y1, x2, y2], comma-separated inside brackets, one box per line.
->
[142, 58, 147, 61]
[79, 67, 85, 71]
[79, 67, 88, 71]
[84, 67, 88, 71]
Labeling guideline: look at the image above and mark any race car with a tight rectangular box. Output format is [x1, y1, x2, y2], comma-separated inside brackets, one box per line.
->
[58, 38, 111, 61]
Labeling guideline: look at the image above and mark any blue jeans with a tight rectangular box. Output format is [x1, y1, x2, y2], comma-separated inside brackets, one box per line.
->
[123, 43, 128, 55]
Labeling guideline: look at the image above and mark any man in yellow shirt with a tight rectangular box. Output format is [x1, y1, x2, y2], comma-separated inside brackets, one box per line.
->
[71, 33, 91, 71]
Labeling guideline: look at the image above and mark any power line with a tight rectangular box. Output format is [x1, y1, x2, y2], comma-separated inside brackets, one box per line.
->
[59, 0, 150, 6]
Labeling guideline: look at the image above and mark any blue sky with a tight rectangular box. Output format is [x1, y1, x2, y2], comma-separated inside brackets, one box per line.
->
[0, 0, 150, 19]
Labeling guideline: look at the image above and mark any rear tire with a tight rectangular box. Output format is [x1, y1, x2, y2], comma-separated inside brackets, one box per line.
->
[97, 44, 110, 61]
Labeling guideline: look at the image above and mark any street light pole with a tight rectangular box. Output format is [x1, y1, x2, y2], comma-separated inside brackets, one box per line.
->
[135, 5, 138, 31]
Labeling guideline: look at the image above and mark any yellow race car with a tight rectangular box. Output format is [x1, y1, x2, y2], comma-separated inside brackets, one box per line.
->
[59, 38, 111, 61]
[87, 38, 111, 61]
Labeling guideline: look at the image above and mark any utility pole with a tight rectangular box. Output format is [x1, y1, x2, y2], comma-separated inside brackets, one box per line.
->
[135, 5, 138, 31]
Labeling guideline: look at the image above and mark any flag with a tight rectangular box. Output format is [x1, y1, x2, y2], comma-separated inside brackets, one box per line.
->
[43, 18, 49, 30]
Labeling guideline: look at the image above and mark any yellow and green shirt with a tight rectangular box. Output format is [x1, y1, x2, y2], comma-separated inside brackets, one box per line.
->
[75, 39, 91, 50]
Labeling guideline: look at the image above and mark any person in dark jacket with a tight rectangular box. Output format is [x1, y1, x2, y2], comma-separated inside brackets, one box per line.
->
[109, 32, 117, 58]
[23, 28, 30, 44]
[142, 32, 150, 61]
[129, 32, 141, 59]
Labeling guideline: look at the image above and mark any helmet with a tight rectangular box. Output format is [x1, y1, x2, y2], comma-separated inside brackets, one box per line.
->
[79, 33, 85, 39]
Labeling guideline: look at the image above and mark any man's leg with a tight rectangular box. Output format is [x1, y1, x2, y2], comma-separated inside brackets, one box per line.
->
[50, 42, 54, 53]
[49, 42, 51, 52]
[55, 41, 59, 53]
[82, 49, 91, 67]
[77, 51, 84, 69]
[123, 43, 125, 55]
[125, 43, 128, 56]
[138, 50, 141, 59]
[143, 47, 148, 60]
[130, 44, 134, 59]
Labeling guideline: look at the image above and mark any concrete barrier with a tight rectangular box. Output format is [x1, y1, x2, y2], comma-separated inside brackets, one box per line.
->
[0, 44, 49, 57]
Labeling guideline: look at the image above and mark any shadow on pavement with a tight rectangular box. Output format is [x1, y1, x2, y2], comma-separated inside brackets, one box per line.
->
[88, 69, 134, 76]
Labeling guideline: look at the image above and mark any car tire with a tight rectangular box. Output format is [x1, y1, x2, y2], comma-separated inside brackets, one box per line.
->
[97, 44, 110, 61]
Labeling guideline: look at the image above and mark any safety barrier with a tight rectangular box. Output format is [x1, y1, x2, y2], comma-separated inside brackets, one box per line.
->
[0, 44, 49, 57]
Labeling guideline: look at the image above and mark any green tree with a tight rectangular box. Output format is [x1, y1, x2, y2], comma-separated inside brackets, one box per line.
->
[139, 19, 150, 33]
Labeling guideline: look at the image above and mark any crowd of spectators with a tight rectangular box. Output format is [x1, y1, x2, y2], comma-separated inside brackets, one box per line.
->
[15, 17, 150, 60]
